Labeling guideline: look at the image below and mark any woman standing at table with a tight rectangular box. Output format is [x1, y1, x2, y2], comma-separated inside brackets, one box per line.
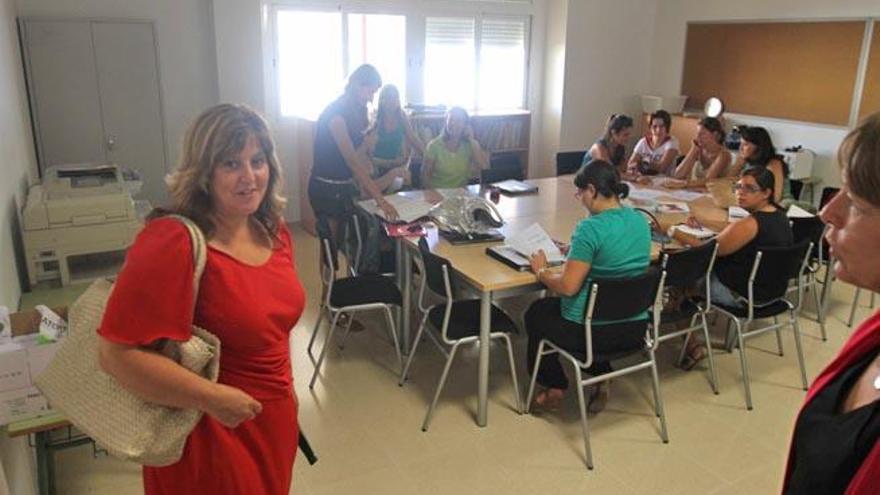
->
[729, 126, 793, 204]
[673, 117, 731, 186]
[627, 110, 680, 176]
[782, 112, 880, 495]
[583, 114, 634, 174]
[309, 64, 398, 238]
[98, 104, 306, 494]
[669, 167, 792, 367]
[421, 106, 490, 189]
[525, 160, 651, 413]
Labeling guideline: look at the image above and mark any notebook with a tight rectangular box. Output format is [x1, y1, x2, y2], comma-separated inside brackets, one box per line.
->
[485, 246, 565, 272]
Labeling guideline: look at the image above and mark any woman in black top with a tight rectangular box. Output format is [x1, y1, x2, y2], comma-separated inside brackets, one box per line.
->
[670, 167, 792, 365]
[309, 64, 399, 238]
[582, 114, 633, 174]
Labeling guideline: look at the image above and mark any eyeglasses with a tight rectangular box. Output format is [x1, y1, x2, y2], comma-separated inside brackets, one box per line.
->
[733, 183, 761, 193]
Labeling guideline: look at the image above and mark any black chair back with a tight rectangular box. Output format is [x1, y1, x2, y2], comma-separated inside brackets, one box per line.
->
[790, 216, 826, 261]
[315, 216, 339, 272]
[417, 237, 454, 299]
[789, 180, 804, 201]
[661, 240, 717, 290]
[752, 240, 812, 303]
[556, 151, 587, 176]
[587, 267, 662, 322]
[482, 153, 523, 183]
[819, 187, 840, 210]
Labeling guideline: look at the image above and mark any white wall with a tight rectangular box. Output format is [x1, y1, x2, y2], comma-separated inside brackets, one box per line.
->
[535, 0, 567, 178]
[0, 0, 39, 489]
[558, 0, 659, 152]
[16, 0, 220, 179]
[648, 0, 880, 190]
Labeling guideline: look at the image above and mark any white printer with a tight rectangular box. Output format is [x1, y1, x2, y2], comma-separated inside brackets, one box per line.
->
[21, 164, 147, 286]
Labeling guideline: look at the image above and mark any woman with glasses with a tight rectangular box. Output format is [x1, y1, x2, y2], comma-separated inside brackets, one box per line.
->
[669, 167, 792, 367]
[782, 112, 880, 495]
[525, 160, 651, 413]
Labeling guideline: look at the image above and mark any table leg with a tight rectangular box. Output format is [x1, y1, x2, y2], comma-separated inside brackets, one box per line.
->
[477, 291, 492, 427]
[34, 431, 53, 495]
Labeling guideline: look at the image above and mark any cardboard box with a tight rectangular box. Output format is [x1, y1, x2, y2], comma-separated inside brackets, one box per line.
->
[0, 306, 66, 425]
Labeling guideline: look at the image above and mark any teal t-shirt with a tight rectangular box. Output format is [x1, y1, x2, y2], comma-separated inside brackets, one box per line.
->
[424, 137, 473, 189]
[560, 206, 652, 324]
[373, 120, 405, 160]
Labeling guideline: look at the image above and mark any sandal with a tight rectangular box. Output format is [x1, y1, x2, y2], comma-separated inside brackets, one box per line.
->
[680, 344, 708, 371]
[531, 387, 565, 413]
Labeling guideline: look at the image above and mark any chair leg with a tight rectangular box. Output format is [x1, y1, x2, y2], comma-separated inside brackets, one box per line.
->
[724, 318, 736, 353]
[306, 304, 326, 362]
[649, 351, 669, 443]
[733, 319, 753, 410]
[848, 288, 861, 327]
[790, 311, 809, 391]
[700, 312, 720, 394]
[399, 312, 429, 386]
[337, 311, 354, 350]
[422, 343, 461, 432]
[811, 277, 827, 341]
[524, 340, 547, 415]
[773, 315, 784, 357]
[572, 366, 594, 470]
[382, 306, 403, 371]
[498, 334, 523, 414]
[310, 311, 342, 389]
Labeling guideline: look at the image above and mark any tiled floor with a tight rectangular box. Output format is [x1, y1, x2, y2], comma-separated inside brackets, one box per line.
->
[41, 224, 875, 494]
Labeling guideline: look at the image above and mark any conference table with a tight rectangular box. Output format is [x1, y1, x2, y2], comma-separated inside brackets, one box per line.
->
[385, 175, 729, 427]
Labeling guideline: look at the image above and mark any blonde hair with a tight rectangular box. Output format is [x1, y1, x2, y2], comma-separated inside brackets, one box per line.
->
[840, 111, 880, 207]
[160, 103, 286, 237]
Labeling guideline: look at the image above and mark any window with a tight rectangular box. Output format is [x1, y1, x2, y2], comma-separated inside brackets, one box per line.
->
[424, 16, 528, 110]
[275, 10, 406, 118]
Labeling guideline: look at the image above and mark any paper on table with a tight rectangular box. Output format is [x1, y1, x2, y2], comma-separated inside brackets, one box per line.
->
[673, 224, 717, 239]
[666, 189, 708, 202]
[505, 223, 565, 264]
[628, 187, 666, 201]
[656, 201, 691, 214]
[358, 195, 434, 223]
[728, 206, 749, 222]
[787, 204, 815, 218]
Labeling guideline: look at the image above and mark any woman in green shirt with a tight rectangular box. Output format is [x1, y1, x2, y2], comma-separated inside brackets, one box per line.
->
[420, 107, 489, 189]
[525, 160, 652, 414]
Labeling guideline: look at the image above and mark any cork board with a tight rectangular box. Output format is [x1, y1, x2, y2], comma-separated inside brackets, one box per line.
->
[682, 21, 865, 126]
[858, 22, 880, 122]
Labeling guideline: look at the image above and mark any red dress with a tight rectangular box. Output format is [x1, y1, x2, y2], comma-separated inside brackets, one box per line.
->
[98, 217, 306, 495]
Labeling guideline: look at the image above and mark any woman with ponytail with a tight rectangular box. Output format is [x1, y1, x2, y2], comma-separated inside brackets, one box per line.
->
[525, 160, 651, 414]
[583, 114, 634, 173]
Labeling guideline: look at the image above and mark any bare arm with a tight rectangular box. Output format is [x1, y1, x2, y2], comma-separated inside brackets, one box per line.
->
[703, 148, 732, 181]
[767, 159, 786, 202]
[529, 251, 591, 297]
[402, 115, 425, 155]
[728, 153, 747, 178]
[671, 215, 758, 255]
[329, 116, 398, 219]
[98, 338, 261, 428]
[674, 143, 700, 180]
[468, 137, 490, 173]
[590, 142, 610, 162]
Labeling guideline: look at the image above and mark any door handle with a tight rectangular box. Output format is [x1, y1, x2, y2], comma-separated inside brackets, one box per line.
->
[107, 135, 117, 151]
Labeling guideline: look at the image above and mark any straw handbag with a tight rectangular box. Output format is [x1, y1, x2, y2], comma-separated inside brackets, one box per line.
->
[35, 215, 221, 466]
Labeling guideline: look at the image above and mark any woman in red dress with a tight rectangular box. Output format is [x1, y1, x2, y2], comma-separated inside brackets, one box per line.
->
[782, 112, 880, 494]
[97, 104, 306, 494]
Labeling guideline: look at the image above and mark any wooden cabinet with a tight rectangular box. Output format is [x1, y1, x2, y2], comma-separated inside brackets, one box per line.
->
[410, 109, 531, 180]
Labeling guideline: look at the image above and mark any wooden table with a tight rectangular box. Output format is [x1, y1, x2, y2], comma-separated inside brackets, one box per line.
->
[387, 176, 727, 427]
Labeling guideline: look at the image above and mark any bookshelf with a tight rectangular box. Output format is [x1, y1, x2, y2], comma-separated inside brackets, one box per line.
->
[409, 109, 531, 180]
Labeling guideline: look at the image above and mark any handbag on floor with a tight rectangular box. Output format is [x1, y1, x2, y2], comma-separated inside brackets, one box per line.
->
[35, 215, 221, 466]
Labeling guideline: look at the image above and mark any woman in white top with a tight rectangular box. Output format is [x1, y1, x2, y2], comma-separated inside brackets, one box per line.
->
[673, 117, 732, 186]
[627, 110, 680, 176]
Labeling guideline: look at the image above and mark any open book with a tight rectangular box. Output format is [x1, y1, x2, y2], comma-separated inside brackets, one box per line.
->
[506, 223, 565, 263]
[358, 195, 434, 223]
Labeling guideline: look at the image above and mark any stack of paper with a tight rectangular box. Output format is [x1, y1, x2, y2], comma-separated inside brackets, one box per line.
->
[358, 195, 434, 223]
[657, 201, 690, 214]
[787, 204, 815, 218]
[728, 206, 749, 222]
[673, 224, 717, 239]
[505, 223, 565, 264]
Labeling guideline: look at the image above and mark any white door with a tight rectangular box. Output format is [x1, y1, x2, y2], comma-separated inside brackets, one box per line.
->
[92, 21, 169, 205]
[21, 19, 168, 205]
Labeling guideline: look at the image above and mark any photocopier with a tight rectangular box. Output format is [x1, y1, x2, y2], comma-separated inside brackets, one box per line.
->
[21, 164, 148, 286]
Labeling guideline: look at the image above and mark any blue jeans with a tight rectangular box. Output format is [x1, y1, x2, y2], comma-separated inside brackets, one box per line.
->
[709, 273, 746, 308]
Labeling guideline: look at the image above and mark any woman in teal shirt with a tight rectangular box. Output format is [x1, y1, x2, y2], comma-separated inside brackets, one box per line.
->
[421, 107, 489, 189]
[525, 160, 651, 413]
[365, 84, 424, 192]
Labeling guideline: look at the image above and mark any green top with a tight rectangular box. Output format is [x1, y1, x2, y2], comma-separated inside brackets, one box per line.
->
[424, 136, 473, 188]
[561, 206, 651, 324]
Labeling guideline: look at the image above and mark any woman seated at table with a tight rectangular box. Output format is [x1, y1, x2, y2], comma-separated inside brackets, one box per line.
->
[729, 125, 794, 205]
[525, 160, 651, 413]
[672, 117, 731, 186]
[420, 107, 489, 189]
[583, 114, 634, 174]
[669, 167, 793, 367]
[626, 110, 680, 176]
[365, 84, 424, 192]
